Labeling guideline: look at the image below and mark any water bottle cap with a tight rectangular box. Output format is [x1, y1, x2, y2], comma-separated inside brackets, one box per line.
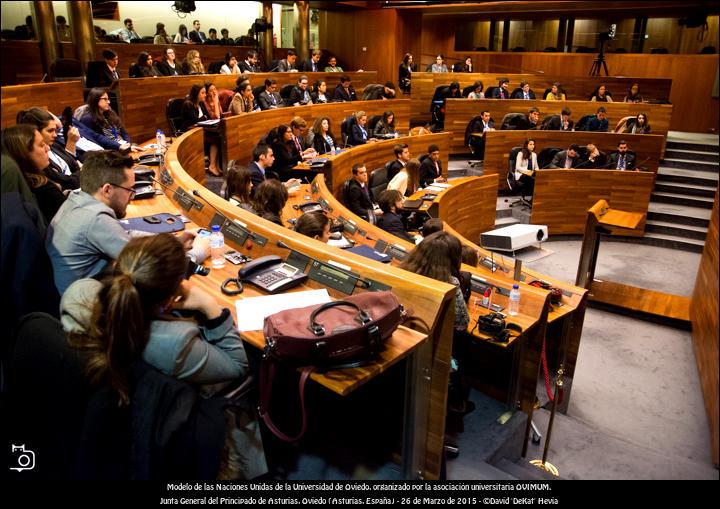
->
[211, 225, 221, 232]
[512, 284, 519, 289]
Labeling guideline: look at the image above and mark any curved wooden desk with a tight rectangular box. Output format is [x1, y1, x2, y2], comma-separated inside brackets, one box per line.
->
[293, 173, 587, 417]
[148, 128, 460, 479]
[411, 72, 672, 124]
[482, 130, 664, 189]
[115, 71, 378, 142]
[531, 169, 655, 236]
[410, 176, 498, 244]
[1, 81, 85, 129]
[221, 99, 411, 179]
[444, 98, 673, 154]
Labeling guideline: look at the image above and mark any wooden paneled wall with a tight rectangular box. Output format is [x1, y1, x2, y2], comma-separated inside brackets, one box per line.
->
[531, 169, 655, 235]
[444, 98, 673, 154]
[482, 130, 665, 189]
[0, 81, 84, 129]
[430, 176, 498, 243]
[221, 99, 408, 169]
[115, 71, 377, 142]
[411, 73, 673, 124]
[691, 190, 719, 467]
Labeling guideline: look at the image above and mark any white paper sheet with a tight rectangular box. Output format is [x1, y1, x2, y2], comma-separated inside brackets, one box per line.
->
[234, 289, 331, 332]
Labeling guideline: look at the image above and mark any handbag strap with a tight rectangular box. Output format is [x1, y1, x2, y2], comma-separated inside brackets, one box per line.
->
[258, 358, 313, 442]
[308, 300, 370, 336]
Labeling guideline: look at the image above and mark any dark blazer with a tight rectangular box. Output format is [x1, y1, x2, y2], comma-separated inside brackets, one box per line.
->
[491, 87, 510, 99]
[377, 211, 414, 243]
[311, 132, 336, 155]
[257, 90, 282, 110]
[155, 60, 180, 76]
[347, 123, 369, 146]
[86, 64, 119, 89]
[238, 60, 260, 73]
[180, 101, 210, 132]
[550, 150, 580, 169]
[298, 59, 320, 73]
[587, 115, 609, 132]
[386, 160, 404, 181]
[419, 157, 443, 188]
[270, 141, 301, 177]
[188, 30, 206, 43]
[542, 114, 574, 131]
[607, 151, 636, 170]
[248, 161, 267, 189]
[362, 84, 391, 101]
[398, 63, 416, 91]
[510, 88, 537, 99]
[344, 178, 374, 220]
[288, 86, 312, 106]
[333, 84, 357, 102]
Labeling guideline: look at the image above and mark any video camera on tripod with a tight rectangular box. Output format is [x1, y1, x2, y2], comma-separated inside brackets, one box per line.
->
[590, 24, 616, 77]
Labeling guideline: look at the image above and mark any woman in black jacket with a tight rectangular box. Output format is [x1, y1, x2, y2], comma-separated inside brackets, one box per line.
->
[309, 117, 337, 155]
[268, 124, 302, 180]
[180, 84, 220, 176]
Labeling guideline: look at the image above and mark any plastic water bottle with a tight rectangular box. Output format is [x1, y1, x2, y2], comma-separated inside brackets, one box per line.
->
[210, 225, 225, 269]
[508, 284, 521, 316]
[155, 129, 165, 155]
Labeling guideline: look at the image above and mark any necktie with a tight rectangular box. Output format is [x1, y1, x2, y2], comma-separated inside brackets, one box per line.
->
[619, 155, 626, 169]
[312, 63, 317, 72]
[524, 93, 529, 99]
[112, 70, 118, 80]
[434, 161, 440, 176]
[565, 156, 572, 169]
[271, 94, 276, 105]
[294, 136, 302, 153]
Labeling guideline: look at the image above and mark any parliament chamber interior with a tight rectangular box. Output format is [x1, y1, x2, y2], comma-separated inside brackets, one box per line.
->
[1, 0, 718, 483]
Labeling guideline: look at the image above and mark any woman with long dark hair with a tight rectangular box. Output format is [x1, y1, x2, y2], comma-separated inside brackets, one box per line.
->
[225, 161, 256, 213]
[2, 124, 65, 222]
[78, 87, 134, 151]
[16, 107, 80, 190]
[514, 138, 537, 194]
[229, 79, 255, 115]
[624, 83, 643, 103]
[204, 82, 221, 120]
[294, 210, 331, 243]
[387, 157, 420, 197]
[310, 80, 329, 104]
[174, 24, 190, 44]
[373, 110, 397, 138]
[398, 53, 416, 93]
[251, 179, 288, 226]
[156, 47, 179, 76]
[130, 51, 160, 78]
[308, 117, 337, 154]
[180, 84, 221, 175]
[631, 113, 651, 134]
[268, 124, 301, 178]
[590, 84, 613, 102]
[220, 52, 241, 75]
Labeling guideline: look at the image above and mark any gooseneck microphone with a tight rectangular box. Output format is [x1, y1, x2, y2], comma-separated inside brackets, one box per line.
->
[276, 240, 372, 289]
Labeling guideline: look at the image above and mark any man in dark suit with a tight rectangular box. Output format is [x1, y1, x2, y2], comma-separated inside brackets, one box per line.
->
[257, 78, 282, 110]
[189, 20, 206, 43]
[491, 78, 510, 99]
[343, 163, 374, 221]
[87, 49, 120, 88]
[387, 143, 411, 181]
[275, 50, 297, 72]
[333, 76, 357, 102]
[541, 107, 575, 131]
[298, 49, 322, 73]
[248, 143, 275, 190]
[238, 50, 260, 73]
[607, 140, 637, 171]
[204, 28, 220, 45]
[288, 75, 312, 106]
[549, 144, 581, 169]
[511, 80, 537, 99]
[469, 110, 495, 160]
[587, 106, 609, 132]
[419, 144, 446, 188]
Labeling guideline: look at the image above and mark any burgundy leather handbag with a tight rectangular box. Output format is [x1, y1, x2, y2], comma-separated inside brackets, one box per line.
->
[259, 290, 403, 442]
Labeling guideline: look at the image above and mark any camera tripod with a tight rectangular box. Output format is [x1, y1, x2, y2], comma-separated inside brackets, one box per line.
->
[589, 39, 610, 76]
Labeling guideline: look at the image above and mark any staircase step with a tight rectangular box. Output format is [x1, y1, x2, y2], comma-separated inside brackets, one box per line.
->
[654, 182, 718, 198]
[651, 192, 715, 209]
[666, 140, 719, 152]
[656, 167, 718, 187]
[645, 220, 708, 240]
[642, 232, 706, 253]
[664, 149, 719, 163]
[661, 159, 719, 172]
[647, 210, 710, 228]
[495, 458, 561, 481]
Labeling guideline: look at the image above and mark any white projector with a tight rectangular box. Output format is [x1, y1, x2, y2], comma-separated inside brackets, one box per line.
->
[480, 224, 548, 252]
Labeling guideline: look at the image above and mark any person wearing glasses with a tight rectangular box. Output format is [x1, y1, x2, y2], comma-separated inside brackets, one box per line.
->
[46, 150, 209, 294]
[77, 88, 139, 152]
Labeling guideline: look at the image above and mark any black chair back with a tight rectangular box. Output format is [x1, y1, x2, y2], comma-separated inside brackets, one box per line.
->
[207, 61, 224, 74]
[501, 113, 529, 130]
[485, 86, 498, 98]
[368, 115, 382, 133]
[369, 166, 389, 199]
[166, 98, 185, 136]
[50, 58, 84, 82]
[575, 114, 593, 132]
[538, 147, 562, 168]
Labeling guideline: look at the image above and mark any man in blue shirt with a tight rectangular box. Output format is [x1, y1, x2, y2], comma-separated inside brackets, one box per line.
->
[587, 106, 609, 132]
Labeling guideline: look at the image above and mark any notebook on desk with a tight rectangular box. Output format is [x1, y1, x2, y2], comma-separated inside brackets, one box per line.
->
[347, 244, 391, 263]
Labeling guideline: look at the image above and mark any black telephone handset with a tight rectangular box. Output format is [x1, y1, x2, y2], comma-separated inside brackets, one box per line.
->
[237, 255, 308, 294]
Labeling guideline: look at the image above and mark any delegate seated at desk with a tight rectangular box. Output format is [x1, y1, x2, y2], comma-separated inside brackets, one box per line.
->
[343, 163, 375, 222]
[549, 144, 581, 169]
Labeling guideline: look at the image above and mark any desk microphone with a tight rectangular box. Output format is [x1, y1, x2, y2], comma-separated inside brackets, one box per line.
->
[192, 189, 229, 222]
[276, 240, 372, 289]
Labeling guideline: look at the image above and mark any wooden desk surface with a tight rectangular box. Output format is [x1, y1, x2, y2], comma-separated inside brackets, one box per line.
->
[482, 130, 665, 190]
[117, 71, 378, 142]
[444, 98, 673, 155]
[532, 169, 655, 236]
[411, 72, 672, 124]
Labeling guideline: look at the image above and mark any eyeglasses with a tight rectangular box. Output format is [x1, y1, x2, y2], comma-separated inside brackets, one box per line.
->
[110, 183, 136, 198]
